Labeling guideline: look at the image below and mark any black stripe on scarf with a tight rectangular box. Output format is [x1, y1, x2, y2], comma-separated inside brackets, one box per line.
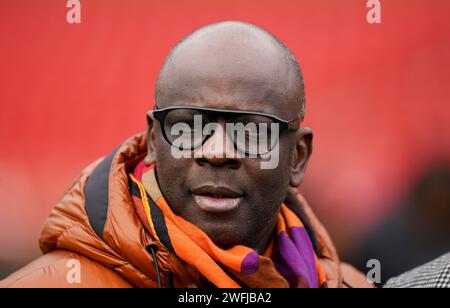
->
[129, 178, 174, 253]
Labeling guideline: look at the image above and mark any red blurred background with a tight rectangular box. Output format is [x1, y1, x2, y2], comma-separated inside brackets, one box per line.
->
[1, 0, 450, 278]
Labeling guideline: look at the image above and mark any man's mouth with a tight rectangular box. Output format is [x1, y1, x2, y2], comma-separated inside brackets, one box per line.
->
[191, 185, 243, 214]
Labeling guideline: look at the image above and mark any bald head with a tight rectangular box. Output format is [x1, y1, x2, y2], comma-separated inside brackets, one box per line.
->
[155, 21, 305, 120]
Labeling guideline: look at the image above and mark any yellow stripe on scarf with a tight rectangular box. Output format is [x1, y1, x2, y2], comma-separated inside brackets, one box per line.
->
[129, 173, 161, 243]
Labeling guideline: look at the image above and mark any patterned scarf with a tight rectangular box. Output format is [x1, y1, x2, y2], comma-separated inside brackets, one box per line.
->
[129, 160, 326, 288]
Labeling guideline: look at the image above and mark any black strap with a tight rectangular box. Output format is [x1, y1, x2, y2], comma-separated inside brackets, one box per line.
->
[85, 146, 120, 239]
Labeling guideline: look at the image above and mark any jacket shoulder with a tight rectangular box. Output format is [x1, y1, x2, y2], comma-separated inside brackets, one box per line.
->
[0, 250, 132, 288]
[384, 253, 450, 288]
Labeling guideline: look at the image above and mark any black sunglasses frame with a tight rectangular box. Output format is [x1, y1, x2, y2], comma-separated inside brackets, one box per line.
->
[149, 105, 302, 154]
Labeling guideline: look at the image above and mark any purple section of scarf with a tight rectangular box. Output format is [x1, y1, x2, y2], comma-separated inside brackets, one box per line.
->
[273, 227, 319, 288]
[241, 251, 259, 275]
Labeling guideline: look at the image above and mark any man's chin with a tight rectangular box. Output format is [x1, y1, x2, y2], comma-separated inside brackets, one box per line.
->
[197, 223, 247, 249]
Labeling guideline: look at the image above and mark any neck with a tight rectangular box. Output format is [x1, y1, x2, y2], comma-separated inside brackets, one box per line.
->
[252, 215, 278, 255]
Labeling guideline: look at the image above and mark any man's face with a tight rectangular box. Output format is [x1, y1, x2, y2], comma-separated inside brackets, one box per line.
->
[146, 24, 311, 251]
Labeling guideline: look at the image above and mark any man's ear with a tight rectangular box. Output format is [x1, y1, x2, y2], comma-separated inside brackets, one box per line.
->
[290, 128, 313, 187]
[144, 111, 157, 166]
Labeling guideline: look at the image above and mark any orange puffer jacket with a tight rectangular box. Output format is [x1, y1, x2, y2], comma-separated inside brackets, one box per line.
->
[0, 132, 372, 288]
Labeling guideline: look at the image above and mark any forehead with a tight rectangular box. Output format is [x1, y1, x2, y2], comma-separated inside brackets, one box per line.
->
[155, 28, 301, 119]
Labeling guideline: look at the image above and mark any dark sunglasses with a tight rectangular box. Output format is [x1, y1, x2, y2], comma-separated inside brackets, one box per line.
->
[149, 105, 302, 155]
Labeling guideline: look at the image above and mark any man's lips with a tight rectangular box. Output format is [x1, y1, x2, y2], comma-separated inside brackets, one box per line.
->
[191, 185, 243, 214]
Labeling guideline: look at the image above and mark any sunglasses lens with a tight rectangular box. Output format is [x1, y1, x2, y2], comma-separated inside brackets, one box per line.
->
[163, 109, 208, 149]
[232, 115, 279, 155]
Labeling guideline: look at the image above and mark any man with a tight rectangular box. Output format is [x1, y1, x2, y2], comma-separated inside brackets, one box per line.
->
[1, 21, 370, 288]
[385, 253, 450, 288]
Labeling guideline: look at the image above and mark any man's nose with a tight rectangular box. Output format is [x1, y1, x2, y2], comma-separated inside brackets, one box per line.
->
[194, 123, 241, 168]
